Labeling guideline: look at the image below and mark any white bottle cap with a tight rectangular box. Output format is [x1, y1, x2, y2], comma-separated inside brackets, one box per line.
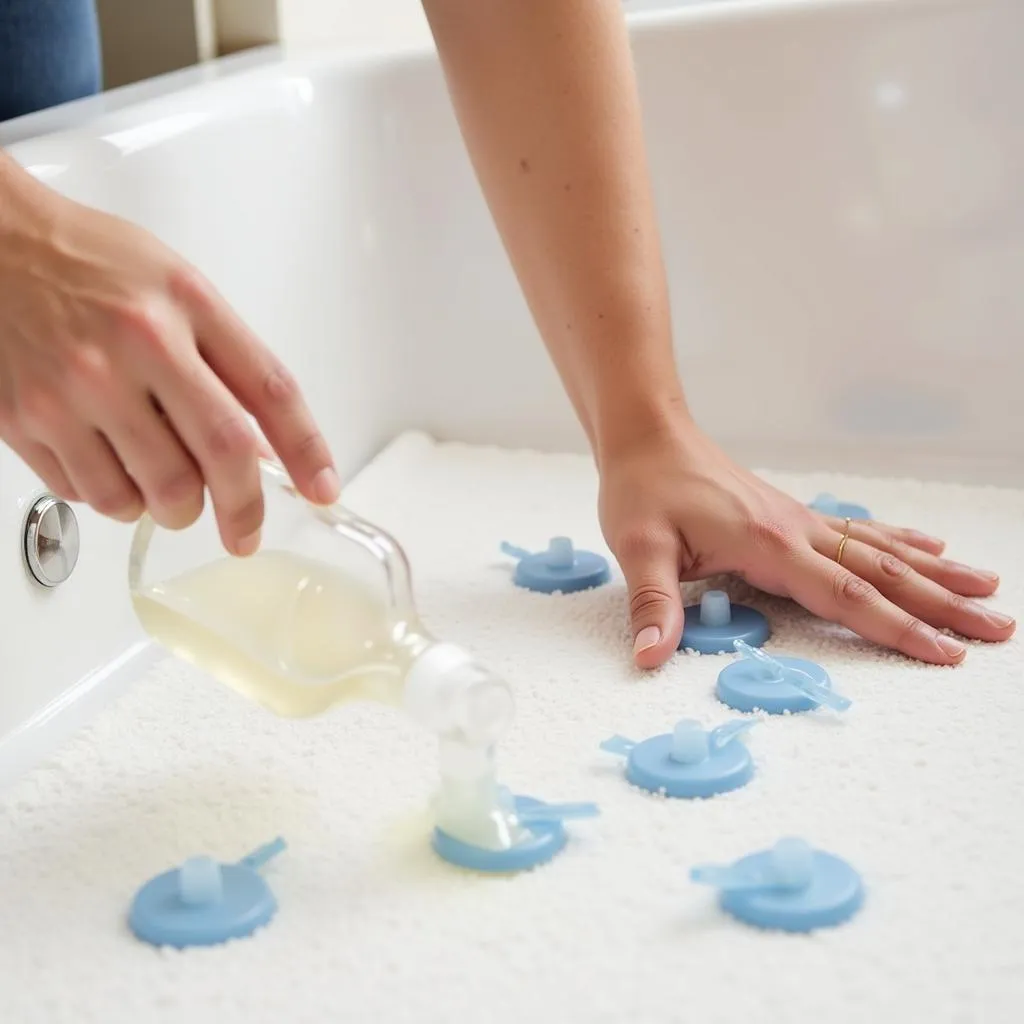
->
[404, 643, 515, 744]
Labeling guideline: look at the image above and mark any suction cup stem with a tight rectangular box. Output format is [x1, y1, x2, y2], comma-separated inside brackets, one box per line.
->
[770, 838, 815, 891]
[670, 719, 710, 764]
[700, 591, 733, 628]
[545, 537, 575, 570]
[178, 856, 224, 907]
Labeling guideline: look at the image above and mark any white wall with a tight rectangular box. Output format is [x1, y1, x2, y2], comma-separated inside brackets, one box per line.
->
[215, 0, 431, 52]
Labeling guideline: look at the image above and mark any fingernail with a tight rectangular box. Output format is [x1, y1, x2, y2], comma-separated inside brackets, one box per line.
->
[912, 531, 943, 546]
[633, 626, 661, 655]
[966, 601, 1014, 629]
[951, 561, 997, 581]
[935, 634, 966, 660]
[984, 609, 1015, 629]
[312, 467, 340, 504]
[236, 529, 261, 557]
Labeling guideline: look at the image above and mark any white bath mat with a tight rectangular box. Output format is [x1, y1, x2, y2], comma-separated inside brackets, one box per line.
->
[1, 431, 1021, 1024]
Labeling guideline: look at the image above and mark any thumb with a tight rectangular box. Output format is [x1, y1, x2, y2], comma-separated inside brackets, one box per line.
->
[617, 533, 685, 669]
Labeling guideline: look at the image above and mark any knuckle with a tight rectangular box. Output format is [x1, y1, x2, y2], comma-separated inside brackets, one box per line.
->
[895, 615, 930, 651]
[0, 401, 16, 435]
[115, 300, 175, 358]
[67, 345, 115, 396]
[289, 428, 329, 467]
[205, 415, 257, 461]
[887, 538, 917, 562]
[92, 487, 141, 520]
[261, 363, 300, 406]
[152, 465, 203, 509]
[17, 385, 64, 434]
[748, 517, 797, 557]
[167, 262, 215, 310]
[945, 592, 973, 617]
[629, 583, 674, 621]
[832, 570, 880, 610]
[878, 553, 912, 582]
[223, 493, 263, 535]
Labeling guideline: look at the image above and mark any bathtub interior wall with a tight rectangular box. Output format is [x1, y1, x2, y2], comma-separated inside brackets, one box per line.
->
[1, 0, 1022, 780]
[364, 0, 1024, 483]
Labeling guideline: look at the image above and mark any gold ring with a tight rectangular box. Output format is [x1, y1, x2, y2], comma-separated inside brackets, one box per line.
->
[835, 517, 852, 565]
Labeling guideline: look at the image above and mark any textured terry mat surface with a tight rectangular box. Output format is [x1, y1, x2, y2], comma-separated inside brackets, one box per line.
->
[1, 431, 1022, 1024]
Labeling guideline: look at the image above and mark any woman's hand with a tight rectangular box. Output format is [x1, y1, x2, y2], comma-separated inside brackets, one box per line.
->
[598, 422, 1016, 669]
[0, 155, 339, 554]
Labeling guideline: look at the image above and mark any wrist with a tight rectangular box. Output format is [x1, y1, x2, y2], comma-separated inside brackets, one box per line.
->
[591, 380, 697, 470]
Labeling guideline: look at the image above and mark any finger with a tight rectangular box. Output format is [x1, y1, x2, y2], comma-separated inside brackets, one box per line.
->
[93, 396, 205, 530]
[825, 536, 1015, 642]
[147, 343, 263, 556]
[830, 519, 998, 598]
[245, 415, 278, 462]
[2, 433, 79, 501]
[179, 272, 340, 505]
[43, 426, 143, 523]
[615, 528, 685, 669]
[819, 514, 945, 556]
[870, 522, 946, 556]
[784, 543, 968, 665]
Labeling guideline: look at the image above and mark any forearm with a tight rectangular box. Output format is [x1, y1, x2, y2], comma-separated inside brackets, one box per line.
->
[422, 0, 689, 462]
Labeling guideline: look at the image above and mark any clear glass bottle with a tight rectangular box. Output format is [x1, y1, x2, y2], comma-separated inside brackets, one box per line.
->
[127, 460, 515, 750]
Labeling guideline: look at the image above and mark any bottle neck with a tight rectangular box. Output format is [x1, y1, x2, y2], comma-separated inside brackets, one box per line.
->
[403, 642, 515, 746]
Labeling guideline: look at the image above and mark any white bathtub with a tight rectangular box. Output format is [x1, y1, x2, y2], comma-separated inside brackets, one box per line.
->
[1, 0, 1021, 783]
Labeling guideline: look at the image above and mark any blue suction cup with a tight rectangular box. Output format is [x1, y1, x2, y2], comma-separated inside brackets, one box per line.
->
[129, 837, 286, 949]
[600, 718, 757, 799]
[716, 640, 851, 715]
[678, 590, 770, 654]
[808, 492, 872, 521]
[501, 538, 610, 594]
[691, 837, 864, 932]
[432, 795, 599, 873]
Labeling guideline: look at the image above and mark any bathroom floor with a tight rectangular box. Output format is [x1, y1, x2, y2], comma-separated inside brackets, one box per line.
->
[1, 432, 1022, 1024]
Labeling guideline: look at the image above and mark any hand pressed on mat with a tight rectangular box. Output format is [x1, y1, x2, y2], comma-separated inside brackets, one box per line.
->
[597, 422, 1015, 669]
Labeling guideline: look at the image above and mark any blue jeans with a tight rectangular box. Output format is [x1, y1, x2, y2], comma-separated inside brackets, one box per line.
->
[0, 0, 102, 122]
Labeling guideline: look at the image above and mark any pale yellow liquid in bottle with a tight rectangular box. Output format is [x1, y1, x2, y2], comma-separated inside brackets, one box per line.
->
[133, 546, 521, 850]
[131, 548, 427, 718]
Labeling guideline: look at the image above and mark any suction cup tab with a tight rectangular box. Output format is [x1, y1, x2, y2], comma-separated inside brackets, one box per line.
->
[808, 492, 872, 521]
[432, 794, 599, 873]
[691, 837, 864, 932]
[600, 717, 757, 799]
[501, 538, 610, 594]
[128, 837, 286, 949]
[678, 590, 770, 654]
[716, 641, 850, 715]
